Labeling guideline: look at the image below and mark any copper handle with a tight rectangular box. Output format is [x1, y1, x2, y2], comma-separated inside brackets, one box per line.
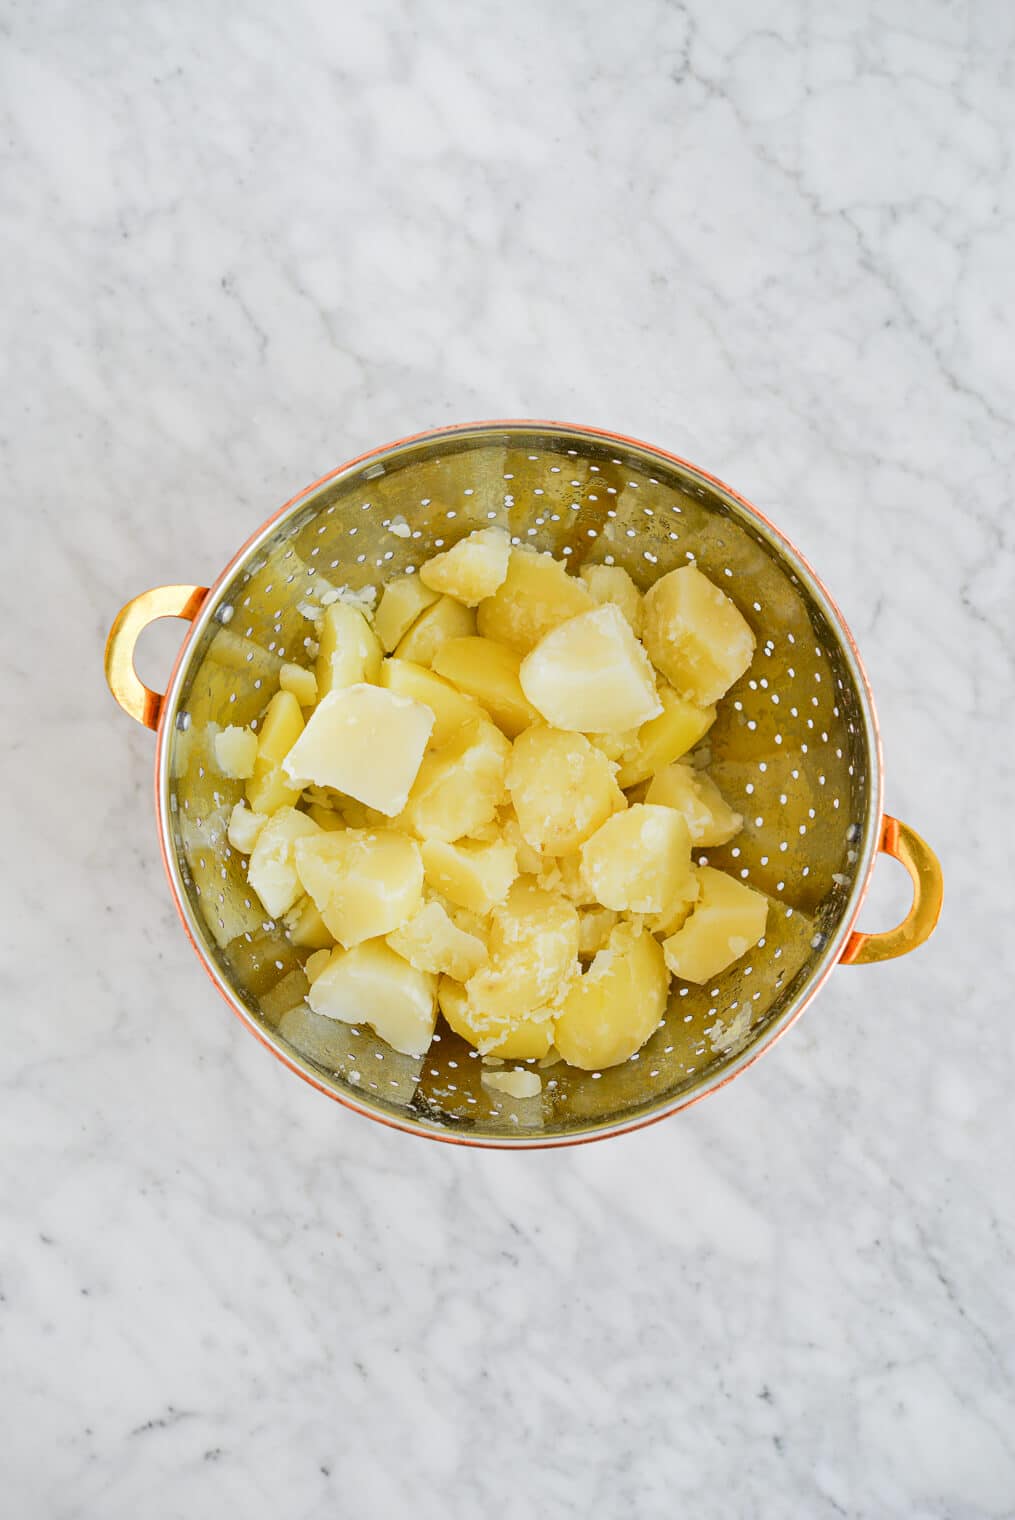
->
[840, 815, 943, 965]
[104, 585, 208, 730]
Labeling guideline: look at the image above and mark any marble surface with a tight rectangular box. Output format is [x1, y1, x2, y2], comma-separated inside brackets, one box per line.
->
[3, 1, 1014, 1514]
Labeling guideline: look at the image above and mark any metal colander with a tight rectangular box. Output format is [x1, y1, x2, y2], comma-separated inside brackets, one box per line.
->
[105, 421, 942, 1147]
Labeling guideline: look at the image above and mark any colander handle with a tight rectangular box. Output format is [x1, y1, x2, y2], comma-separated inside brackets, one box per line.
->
[104, 585, 208, 730]
[840, 816, 943, 965]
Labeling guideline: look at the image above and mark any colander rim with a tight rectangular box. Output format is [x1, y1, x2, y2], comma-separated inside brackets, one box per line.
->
[152, 419, 885, 1148]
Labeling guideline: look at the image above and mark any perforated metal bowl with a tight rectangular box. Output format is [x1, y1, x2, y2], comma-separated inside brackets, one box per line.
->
[105, 422, 942, 1147]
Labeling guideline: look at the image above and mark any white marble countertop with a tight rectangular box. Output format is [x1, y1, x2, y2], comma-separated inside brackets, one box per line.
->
[4, 2, 1014, 1515]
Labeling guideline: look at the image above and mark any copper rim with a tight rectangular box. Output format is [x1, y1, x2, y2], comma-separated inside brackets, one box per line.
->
[152, 420, 885, 1148]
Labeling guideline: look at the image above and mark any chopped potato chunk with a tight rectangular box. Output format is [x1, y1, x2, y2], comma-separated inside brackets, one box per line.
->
[481, 1068, 543, 1099]
[519, 604, 661, 732]
[246, 691, 305, 814]
[399, 717, 509, 842]
[554, 921, 669, 1070]
[279, 662, 318, 707]
[420, 836, 517, 915]
[374, 575, 440, 653]
[214, 724, 258, 779]
[578, 564, 643, 634]
[507, 726, 625, 856]
[309, 941, 437, 1058]
[432, 637, 539, 737]
[394, 595, 476, 666]
[379, 658, 481, 745]
[580, 804, 695, 914]
[386, 899, 488, 981]
[304, 948, 332, 983]
[315, 603, 382, 698]
[438, 976, 554, 1059]
[305, 803, 347, 832]
[645, 762, 742, 845]
[577, 906, 620, 958]
[661, 866, 768, 983]
[476, 546, 593, 653]
[419, 527, 511, 605]
[283, 684, 433, 817]
[294, 829, 423, 948]
[247, 806, 322, 919]
[642, 564, 755, 705]
[614, 685, 716, 789]
[228, 800, 268, 853]
[465, 880, 578, 1022]
[283, 895, 335, 950]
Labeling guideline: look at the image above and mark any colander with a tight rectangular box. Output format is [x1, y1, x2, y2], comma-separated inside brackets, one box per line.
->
[104, 421, 943, 1147]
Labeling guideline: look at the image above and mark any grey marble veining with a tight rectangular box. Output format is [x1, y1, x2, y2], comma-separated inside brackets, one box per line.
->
[2, 1, 1013, 1515]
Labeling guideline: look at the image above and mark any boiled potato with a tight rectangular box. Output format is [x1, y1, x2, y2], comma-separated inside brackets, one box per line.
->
[645, 761, 742, 845]
[580, 804, 695, 914]
[438, 976, 554, 1059]
[214, 724, 258, 779]
[386, 899, 488, 981]
[507, 726, 625, 856]
[283, 684, 433, 817]
[245, 690, 305, 814]
[374, 575, 440, 653]
[247, 806, 322, 919]
[279, 662, 318, 707]
[554, 920, 669, 1070]
[308, 940, 437, 1058]
[399, 717, 509, 842]
[476, 546, 593, 653]
[420, 836, 518, 914]
[419, 527, 511, 605]
[577, 906, 620, 958]
[394, 594, 476, 666]
[294, 828, 423, 947]
[578, 563, 643, 634]
[519, 604, 661, 732]
[641, 564, 755, 705]
[227, 800, 268, 853]
[283, 895, 335, 950]
[432, 637, 539, 738]
[315, 602, 382, 698]
[465, 880, 579, 1022]
[613, 684, 716, 789]
[305, 803, 347, 832]
[497, 806, 545, 874]
[378, 658, 481, 745]
[661, 866, 767, 983]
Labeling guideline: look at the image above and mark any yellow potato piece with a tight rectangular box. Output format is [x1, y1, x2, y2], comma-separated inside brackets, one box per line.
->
[227, 800, 268, 854]
[394, 595, 476, 666]
[378, 658, 482, 746]
[305, 803, 347, 832]
[642, 564, 755, 705]
[578, 563, 643, 634]
[519, 604, 661, 732]
[419, 527, 511, 606]
[438, 977, 555, 1059]
[614, 685, 716, 789]
[283, 895, 335, 950]
[476, 546, 593, 653]
[645, 762, 743, 845]
[580, 804, 695, 914]
[214, 724, 258, 779]
[373, 575, 440, 653]
[420, 836, 518, 915]
[283, 684, 434, 817]
[432, 637, 539, 738]
[279, 662, 318, 707]
[245, 690, 305, 814]
[661, 866, 768, 983]
[304, 947, 332, 983]
[554, 920, 670, 1071]
[294, 828, 423, 948]
[507, 726, 626, 856]
[497, 806, 545, 874]
[577, 906, 620, 958]
[465, 880, 579, 1022]
[315, 602, 382, 698]
[309, 940, 437, 1058]
[386, 900, 488, 981]
[247, 806, 322, 919]
[399, 717, 509, 842]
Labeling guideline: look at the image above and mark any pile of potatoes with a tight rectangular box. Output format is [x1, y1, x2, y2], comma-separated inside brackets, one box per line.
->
[214, 526, 768, 1078]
